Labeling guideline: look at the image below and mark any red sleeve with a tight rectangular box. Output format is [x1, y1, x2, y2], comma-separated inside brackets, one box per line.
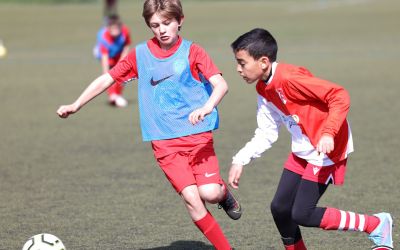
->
[109, 49, 138, 84]
[189, 43, 221, 81]
[283, 67, 350, 137]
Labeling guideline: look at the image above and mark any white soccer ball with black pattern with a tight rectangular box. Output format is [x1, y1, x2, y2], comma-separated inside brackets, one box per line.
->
[22, 233, 65, 250]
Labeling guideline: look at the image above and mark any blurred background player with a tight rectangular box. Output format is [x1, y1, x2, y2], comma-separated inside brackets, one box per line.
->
[228, 28, 393, 250]
[58, 0, 241, 249]
[94, 14, 131, 107]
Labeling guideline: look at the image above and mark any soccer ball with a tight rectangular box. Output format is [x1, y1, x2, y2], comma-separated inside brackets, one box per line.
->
[22, 233, 65, 250]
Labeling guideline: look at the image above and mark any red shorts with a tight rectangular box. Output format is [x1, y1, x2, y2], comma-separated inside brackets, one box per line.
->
[284, 153, 347, 185]
[152, 133, 223, 193]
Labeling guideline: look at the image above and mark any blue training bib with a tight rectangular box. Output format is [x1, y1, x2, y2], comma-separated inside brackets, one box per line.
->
[136, 39, 219, 141]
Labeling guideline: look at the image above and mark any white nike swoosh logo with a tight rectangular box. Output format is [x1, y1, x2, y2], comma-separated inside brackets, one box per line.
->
[205, 172, 217, 178]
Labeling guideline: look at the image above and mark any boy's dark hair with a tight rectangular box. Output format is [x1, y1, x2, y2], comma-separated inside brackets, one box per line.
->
[106, 14, 121, 26]
[231, 28, 278, 62]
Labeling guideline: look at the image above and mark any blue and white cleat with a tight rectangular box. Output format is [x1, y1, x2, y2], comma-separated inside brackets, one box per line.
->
[368, 212, 393, 250]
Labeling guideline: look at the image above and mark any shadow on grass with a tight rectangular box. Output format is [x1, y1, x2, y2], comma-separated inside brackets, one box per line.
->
[139, 240, 276, 250]
[139, 240, 213, 250]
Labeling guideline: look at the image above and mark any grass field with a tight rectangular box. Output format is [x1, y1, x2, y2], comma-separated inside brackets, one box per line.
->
[0, 0, 399, 249]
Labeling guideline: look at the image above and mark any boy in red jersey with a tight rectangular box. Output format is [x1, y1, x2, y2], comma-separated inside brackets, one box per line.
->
[94, 14, 131, 107]
[228, 28, 393, 250]
[57, 0, 241, 249]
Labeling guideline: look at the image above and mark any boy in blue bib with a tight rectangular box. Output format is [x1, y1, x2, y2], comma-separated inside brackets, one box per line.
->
[58, 1, 241, 249]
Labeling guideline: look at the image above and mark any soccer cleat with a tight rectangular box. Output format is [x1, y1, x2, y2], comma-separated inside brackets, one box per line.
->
[368, 212, 393, 249]
[218, 183, 242, 220]
[109, 95, 128, 108]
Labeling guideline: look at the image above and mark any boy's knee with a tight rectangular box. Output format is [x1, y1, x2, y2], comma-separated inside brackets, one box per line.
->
[291, 207, 312, 227]
[182, 192, 198, 206]
[201, 193, 220, 204]
[270, 199, 292, 217]
[198, 184, 223, 204]
[181, 186, 202, 208]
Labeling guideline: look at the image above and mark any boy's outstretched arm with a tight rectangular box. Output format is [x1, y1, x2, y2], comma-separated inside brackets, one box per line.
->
[189, 74, 228, 125]
[57, 73, 115, 118]
[228, 95, 282, 188]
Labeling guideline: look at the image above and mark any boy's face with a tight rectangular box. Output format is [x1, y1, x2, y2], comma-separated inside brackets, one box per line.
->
[234, 49, 270, 84]
[149, 12, 183, 50]
[108, 24, 122, 37]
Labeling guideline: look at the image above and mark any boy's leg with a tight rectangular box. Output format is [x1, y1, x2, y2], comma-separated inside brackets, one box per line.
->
[180, 185, 208, 221]
[197, 182, 242, 220]
[291, 179, 328, 228]
[108, 82, 127, 107]
[181, 185, 232, 250]
[106, 64, 126, 107]
[319, 207, 392, 249]
[197, 183, 225, 204]
[292, 178, 393, 249]
[107, 64, 128, 108]
[191, 143, 242, 220]
[270, 169, 306, 249]
[155, 151, 232, 250]
[107, 81, 123, 96]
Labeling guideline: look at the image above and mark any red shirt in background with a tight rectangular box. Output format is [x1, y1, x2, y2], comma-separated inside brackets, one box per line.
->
[99, 24, 131, 66]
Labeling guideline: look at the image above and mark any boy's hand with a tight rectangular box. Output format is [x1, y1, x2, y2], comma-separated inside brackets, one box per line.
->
[316, 133, 334, 154]
[228, 164, 243, 189]
[188, 105, 213, 125]
[57, 104, 79, 119]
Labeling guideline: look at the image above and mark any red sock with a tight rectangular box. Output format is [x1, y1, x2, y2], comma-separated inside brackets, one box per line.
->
[220, 181, 228, 200]
[284, 239, 307, 250]
[107, 81, 123, 96]
[194, 211, 231, 250]
[320, 207, 380, 233]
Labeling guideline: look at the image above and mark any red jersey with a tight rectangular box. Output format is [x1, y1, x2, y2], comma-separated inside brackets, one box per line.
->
[256, 63, 353, 164]
[233, 62, 354, 167]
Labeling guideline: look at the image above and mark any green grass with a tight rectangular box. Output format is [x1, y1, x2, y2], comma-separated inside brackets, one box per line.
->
[0, 0, 399, 249]
[0, 0, 94, 3]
